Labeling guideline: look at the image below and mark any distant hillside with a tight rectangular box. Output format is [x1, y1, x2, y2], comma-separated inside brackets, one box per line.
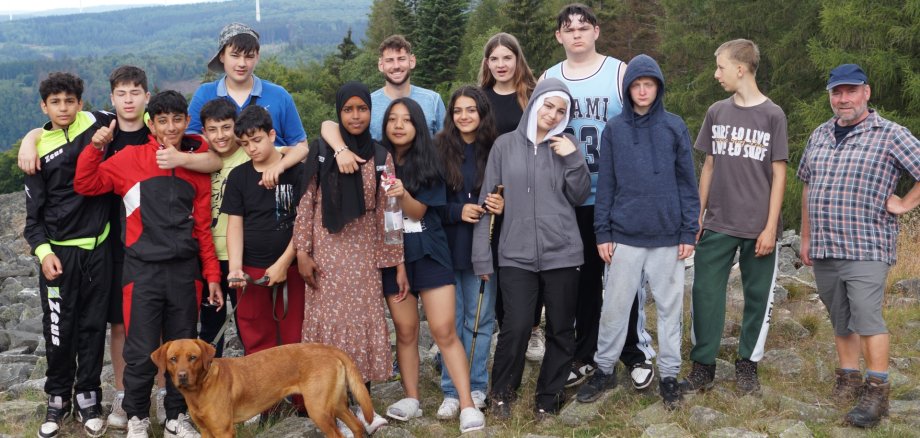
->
[0, 0, 371, 149]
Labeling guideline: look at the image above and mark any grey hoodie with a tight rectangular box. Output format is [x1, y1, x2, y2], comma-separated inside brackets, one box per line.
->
[472, 78, 591, 275]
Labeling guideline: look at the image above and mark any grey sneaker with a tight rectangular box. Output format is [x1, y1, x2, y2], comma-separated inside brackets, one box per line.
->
[525, 327, 545, 361]
[126, 416, 150, 438]
[107, 391, 127, 429]
[735, 359, 761, 395]
[164, 412, 200, 438]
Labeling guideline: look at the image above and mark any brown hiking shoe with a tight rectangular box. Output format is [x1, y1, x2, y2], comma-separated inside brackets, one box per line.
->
[735, 359, 761, 395]
[679, 361, 716, 394]
[845, 376, 890, 428]
[833, 368, 865, 402]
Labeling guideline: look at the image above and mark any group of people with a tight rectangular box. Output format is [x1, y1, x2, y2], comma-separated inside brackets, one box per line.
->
[20, 2, 920, 438]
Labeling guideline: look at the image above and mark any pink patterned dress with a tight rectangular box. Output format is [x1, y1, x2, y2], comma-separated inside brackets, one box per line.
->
[293, 155, 403, 382]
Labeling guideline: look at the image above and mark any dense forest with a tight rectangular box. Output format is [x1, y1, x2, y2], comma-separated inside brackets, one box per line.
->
[0, 0, 371, 148]
[1, 0, 919, 230]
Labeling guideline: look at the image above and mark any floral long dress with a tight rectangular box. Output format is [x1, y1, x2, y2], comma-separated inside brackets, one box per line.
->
[293, 154, 403, 382]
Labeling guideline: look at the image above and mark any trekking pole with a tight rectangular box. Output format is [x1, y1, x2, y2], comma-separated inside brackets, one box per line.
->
[469, 185, 504, 369]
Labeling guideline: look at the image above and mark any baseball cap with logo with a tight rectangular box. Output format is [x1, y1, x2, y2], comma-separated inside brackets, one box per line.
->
[207, 23, 261, 74]
[826, 63, 868, 90]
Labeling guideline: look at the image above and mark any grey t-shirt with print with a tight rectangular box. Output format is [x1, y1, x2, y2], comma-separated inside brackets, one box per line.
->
[694, 97, 788, 240]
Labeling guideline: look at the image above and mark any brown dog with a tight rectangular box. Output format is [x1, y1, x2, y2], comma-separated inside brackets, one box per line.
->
[152, 339, 373, 437]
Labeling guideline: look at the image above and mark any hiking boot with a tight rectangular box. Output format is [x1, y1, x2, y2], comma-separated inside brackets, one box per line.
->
[75, 403, 107, 437]
[107, 391, 127, 430]
[629, 359, 655, 390]
[845, 376, 890, 428]
[659, 376, 683, 410]
[833, 368, 865, 403]
[38, 396, 72, 438]
[488, 399, 511, 421]
[126, 416, 150, 438]
[525, 327, 545, 362]
[680, 361, 716, 394]
[565, 361, 596, 388]
[576, 368, 617, 403]
[164, 412, 200, 438]
[735, 358, 761, 395]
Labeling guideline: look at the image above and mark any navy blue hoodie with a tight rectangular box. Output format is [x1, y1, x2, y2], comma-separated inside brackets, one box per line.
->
[594, 54, 700, 247]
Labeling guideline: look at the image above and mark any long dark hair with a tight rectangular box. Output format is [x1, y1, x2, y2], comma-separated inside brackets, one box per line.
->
[436, 86, 497, 194]
[380, 97, 442, 194]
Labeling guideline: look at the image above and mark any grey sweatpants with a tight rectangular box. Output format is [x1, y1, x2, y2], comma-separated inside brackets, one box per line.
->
[594, 243, 685, 379]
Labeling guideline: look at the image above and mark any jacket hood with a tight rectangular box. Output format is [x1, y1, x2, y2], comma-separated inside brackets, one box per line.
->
[517, 78, 573, 145]
[623, 54, 666, 125]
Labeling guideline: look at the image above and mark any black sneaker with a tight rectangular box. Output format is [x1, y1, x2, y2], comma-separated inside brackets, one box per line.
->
[659, 377, 682, 410]
[679, 361, 716, 394]
[38, 396, 72, 438]
[564, 361, 596, 388]
[629, 360, 655, 390]
[533, 407, 555, 422]
[735, 358, 761, 395]
[76, 404, 107, 438]
[488, 399, 511, 421]
[576, 368, 617, 403]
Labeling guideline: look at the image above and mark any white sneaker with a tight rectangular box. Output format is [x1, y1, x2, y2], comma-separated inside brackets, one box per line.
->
[76, 404, 107, 438]
[107, 391, 127, 429]
[154, 388, 167, 425]
[38, 396, 71, 438]
[525, 327, 546, 361]
[436, 397, 460, 420]
[336, 419, 355, 438]
[354, 407, 388, 434]
[385, 397, 422, 421]
[164, 412, 200, 438]
[458, 407, 485, 433]
[471, 390, 487, 409]
[126, 416, 150, 438]
[629, 359, 655, 390]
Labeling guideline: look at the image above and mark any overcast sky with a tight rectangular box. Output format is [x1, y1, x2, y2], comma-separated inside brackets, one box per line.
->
[5, 0, 221, 13]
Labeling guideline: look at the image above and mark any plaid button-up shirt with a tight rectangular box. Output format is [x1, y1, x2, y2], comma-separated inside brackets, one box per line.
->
[797, 111, 920, 264]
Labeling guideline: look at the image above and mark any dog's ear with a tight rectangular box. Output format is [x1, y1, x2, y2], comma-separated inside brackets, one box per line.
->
[195, 339, 216, 371]
[151, 341, 172, 372]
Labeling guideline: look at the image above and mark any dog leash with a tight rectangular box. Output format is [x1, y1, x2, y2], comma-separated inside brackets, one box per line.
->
[216, 273, 289, 348]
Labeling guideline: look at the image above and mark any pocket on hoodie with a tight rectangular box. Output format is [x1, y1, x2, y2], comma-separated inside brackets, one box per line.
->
[612, 195, 680, 236]
[500, 216, 537, 264]
[536, 214, 571, 255]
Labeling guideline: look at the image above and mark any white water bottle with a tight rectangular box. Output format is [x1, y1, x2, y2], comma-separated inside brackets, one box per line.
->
[382, 172, 403, 245]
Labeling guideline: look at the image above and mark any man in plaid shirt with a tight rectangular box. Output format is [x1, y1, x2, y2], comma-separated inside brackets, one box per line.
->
[798, 63, 920, 428]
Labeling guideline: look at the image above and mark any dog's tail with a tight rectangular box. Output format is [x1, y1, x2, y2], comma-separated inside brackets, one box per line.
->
[341, 350, 374, 424]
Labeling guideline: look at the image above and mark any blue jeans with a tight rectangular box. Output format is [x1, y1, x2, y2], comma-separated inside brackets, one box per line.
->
[441, 269, 496, 397]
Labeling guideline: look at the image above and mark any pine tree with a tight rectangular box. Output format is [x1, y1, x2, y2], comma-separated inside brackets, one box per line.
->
[337, 28, 359, 62]
[503, 0, 561, 74]
[413, 0, 468, 88]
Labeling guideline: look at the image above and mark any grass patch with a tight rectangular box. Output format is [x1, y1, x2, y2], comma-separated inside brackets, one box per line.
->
[889, 209, 920, 289]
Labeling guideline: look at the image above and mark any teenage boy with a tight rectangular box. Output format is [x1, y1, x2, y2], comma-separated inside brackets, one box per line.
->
[19, 66, 221, 429]
[681, 39, 788, 396]
[222, 105, 306, 356]
[197, 99, 307, 357]
[26, 72, 114, 438]
[542, 2, 656, 390]
[576, 54, 699, 410]
[74, 90, 223, 438]
[322, 34, 446, 174]
[187, 22, 308, 187]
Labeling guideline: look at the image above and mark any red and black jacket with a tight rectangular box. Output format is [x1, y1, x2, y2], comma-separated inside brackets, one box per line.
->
[74, 134, 220, 284]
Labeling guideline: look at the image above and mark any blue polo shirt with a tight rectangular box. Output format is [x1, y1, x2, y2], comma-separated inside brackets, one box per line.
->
[187, 75, 308, 146]
[370, 85, 446, 141]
